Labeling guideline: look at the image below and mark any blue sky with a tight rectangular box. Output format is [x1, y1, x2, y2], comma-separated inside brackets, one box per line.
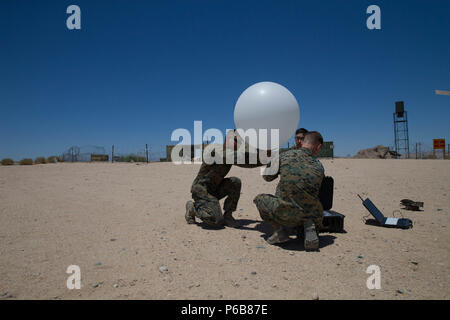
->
[0, 0, 449, 160]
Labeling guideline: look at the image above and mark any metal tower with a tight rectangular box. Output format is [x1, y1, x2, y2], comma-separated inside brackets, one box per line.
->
[393, 101, 410, 159]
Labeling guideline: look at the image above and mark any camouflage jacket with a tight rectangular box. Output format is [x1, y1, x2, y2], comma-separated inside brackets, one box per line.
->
[263, 148, 324, 216]
[192, 143, 264, 193]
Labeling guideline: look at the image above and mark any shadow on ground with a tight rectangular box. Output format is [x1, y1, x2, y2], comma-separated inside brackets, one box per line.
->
[238, 219, 338, 251]
[195, 218, 339, 251]
[198, 223, 225, 230]
[364, 218, 386, 228]
[276, 234, 337, 251]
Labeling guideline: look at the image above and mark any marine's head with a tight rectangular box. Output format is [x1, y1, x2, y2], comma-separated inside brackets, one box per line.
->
[294, 128, 308, 149]
[302, 131, 323, 156]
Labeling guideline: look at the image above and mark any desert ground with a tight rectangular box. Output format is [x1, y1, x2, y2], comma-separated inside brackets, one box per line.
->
[0, 159, 449, 300]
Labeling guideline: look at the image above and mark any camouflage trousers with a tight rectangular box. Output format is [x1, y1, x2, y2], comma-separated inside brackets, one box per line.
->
[253, 193, 323, 229]
[191, 177, 241, 226]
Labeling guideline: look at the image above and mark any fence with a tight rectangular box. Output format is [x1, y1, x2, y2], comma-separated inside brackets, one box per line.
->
[60, 145, 166, 163]
[61, 145, 107, 162]
[59, 141, 448, 163]
[405, 142, 448, 159]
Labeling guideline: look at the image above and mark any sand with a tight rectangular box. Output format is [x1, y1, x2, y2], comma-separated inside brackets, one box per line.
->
[0, 159, 449, 300]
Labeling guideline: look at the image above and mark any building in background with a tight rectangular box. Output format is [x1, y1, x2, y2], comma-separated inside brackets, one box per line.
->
[166, 144, 206, 162]
[317, 141, 334, 158]
[61, 145, 108, 162]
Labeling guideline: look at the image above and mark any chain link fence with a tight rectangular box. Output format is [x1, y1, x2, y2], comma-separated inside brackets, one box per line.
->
[410, 142, 449, 159]
[61, 145, 107, 162]
[60, 145, 166, 163]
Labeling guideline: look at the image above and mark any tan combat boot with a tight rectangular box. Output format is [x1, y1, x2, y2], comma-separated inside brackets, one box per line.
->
[304, 219, 319, 251]
[266, 224, 290, 245]
[223, 211, 240, 228]
[185, 200, 196, 224]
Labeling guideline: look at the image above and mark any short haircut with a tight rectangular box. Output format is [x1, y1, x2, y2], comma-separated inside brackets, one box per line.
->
[295, 128, 308, 135]
[304, 131, 323, 146]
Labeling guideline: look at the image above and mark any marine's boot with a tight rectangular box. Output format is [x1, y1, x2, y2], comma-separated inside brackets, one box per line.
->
[266, 226, 290, 245]
[304, 219, 319, 251]
[223, 211, 240, 228]
[185, 200, 196, 224]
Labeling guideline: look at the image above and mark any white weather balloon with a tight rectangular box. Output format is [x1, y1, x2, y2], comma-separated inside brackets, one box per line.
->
[234, 81, 300, 150]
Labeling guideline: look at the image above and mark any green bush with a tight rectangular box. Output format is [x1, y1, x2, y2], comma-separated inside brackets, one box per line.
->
[56, 156, 64, 162]
[19, 158, 33, 165]
[34, 157, 47, 164]
[1, 158, 14, 165]
[47, 156, 57, 163]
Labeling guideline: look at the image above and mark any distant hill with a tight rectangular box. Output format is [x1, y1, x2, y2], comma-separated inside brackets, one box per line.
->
[354, 145, 400, 159]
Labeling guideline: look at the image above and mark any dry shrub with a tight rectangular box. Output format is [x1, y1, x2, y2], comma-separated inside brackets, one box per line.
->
[1, 158, 14, 165]
[19, 158, 33, 165]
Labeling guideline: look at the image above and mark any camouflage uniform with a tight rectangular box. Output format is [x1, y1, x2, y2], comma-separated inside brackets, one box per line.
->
[191, 143, 263, 226]
[253, 148, 324, 229]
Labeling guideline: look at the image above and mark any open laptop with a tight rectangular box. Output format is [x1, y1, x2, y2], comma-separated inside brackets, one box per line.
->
[358, 194, 413, 229]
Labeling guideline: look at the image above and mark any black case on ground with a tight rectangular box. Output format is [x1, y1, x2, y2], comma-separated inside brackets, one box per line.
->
[321, 211, 345, 233]
[319, 176, 334, 211]
[318, 176, 345, 233]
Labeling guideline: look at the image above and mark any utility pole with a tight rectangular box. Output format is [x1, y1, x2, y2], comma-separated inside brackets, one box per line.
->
[112, 145, 114, 163]
[146, 144, 149, 163]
